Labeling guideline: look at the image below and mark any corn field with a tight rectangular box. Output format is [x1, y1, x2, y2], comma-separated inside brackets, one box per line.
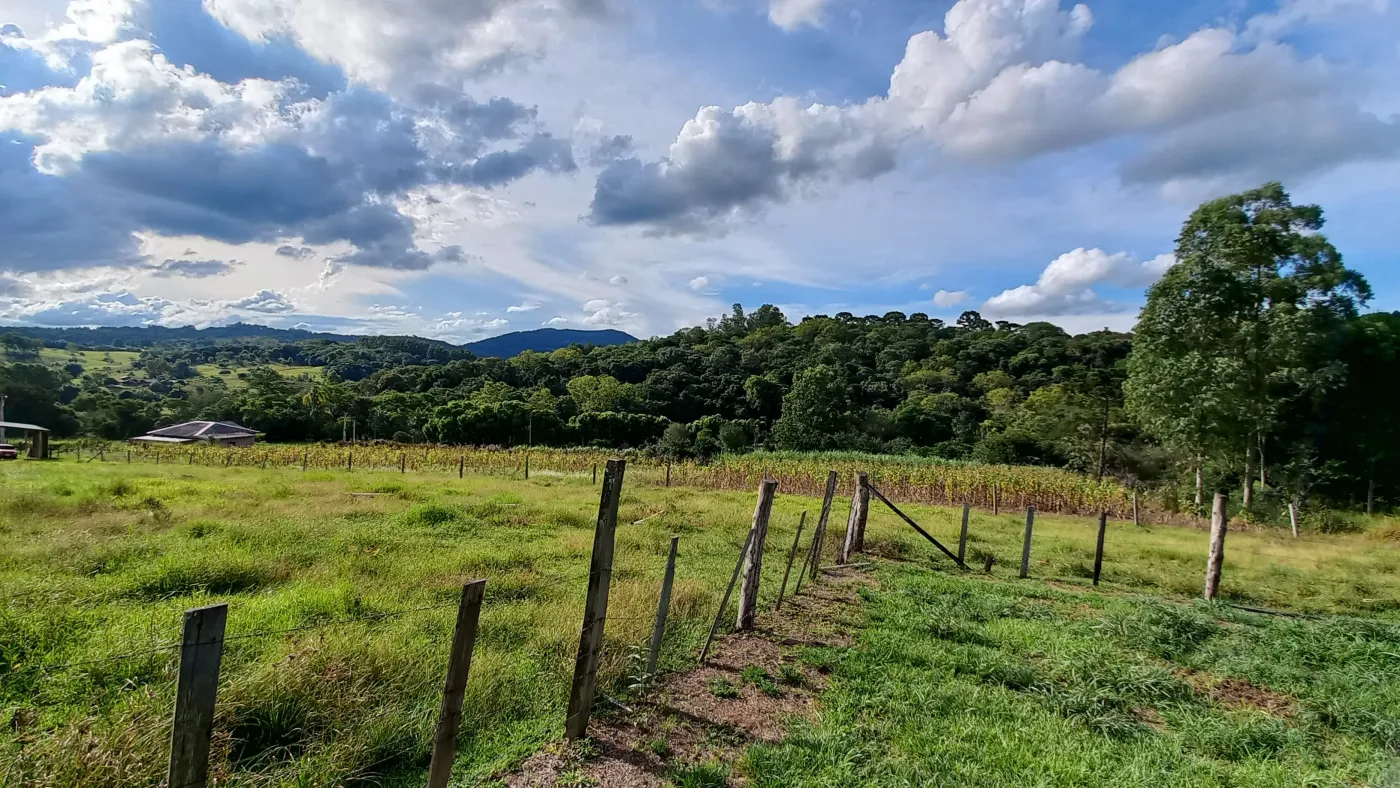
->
[57, 440, 1137, 519]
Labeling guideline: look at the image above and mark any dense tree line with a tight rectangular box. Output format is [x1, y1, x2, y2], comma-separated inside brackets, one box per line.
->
[1, 184, 1393, 512]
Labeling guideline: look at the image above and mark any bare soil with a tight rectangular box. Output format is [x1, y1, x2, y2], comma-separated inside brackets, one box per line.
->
[502, 566, 873, 787]
[1178, 669, 1298, 717]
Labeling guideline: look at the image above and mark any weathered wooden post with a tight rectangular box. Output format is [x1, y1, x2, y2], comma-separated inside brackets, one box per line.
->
[1288, 502, 1299, 538]
[188, 451, 194, 465]
[775, 512, 807, 610]
[666, 460, 671, 488]
[426, 579, 486, 788]
[737, 478, 778, 631]
[401, 453, 406, 473]
[1092, 512, 1107, 586]
[592, 462, 597, 485]
[1019, 506, 1035, 579]
[808, 471, 839, 579]
[302, 448, 308, 471]
[524, 454, 530, 480]
[166, 603, 228, 788]
[957, 502, 971, 565]
[458, 455, 464, 479]
[852, 472, 871, 552]
[840, 472, 871, 564]
[1204, 492, 1227, 600]
[983, 554, 994, 574]
[564, 458, 625, 741]
[646, 536, 679, 680]
[127, 449, 131, 464]
[347, 451, 353, 471]
[261, 453, 267, 470]
[1132, 490, 1140, 526]
[993, 482, 1000, 516]
[700, 527, 755, 664]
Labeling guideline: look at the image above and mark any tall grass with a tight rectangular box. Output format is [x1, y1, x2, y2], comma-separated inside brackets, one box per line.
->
[2, 460, 1395, 784]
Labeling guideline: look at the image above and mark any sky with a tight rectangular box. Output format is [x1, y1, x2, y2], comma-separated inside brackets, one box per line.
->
[1, 0, 1397, 343]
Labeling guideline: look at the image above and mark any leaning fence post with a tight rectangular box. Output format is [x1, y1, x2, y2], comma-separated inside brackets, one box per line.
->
[808, 471, 839, 579]
[166, 603, 228, 788]
[737, 478, 778, 631]
[701, 527, 755, 664]
[1288, 502, 1299, 538]
[1092, 512, 1107, 586]
[426, 579, 486, 788]
[957, 503, 971, 565]
[775, 512, 807, 611]
[1019, 506, 1035, 579]
[565, 458, 625, 741]
[666, 460, 671, 488]
[1204, 492, 1227, 600]
[646, 536, 680, 680]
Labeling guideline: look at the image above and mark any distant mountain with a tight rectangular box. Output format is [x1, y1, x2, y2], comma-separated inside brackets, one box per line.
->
[0, 323, 637, 357]
[463, 328, 637, 357]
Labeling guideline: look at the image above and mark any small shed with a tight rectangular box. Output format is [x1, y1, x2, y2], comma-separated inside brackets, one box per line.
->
[0, 421, 51, 459]
[132, 420, 258, 447]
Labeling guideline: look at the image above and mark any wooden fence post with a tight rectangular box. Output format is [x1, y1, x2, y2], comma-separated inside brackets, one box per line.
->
[957, 503, 971, 565]
[166, 603, 228, 788]
[993, 483, 1000, 516]
[127, 449, 131, 464]
[775, 512, 806, 611]
[666, 460, 671, 488]
[1132, 490, 1140, 526]
[458, 455, 464, 479]
[1204, 492, 1227, 600]
[592, 462, 597, 485]
[808, 471, 839, 579]
[737, 478, 778, 631]
[1092, 512, 1107, 587]
[564, 458, 625, 741]
[646, 536, 680, 680]
[700, 527, 755, 664]
[852, 472, 870, 553]
[188, 451, 194, 465]
[261, 453, 267, 470]
[983, 554, 994, 573]
[347, 451, 353, 472]
[401, 453, 406, 473]
[1288, 502, 1299, 538]
[1019, 506, 1035, 579]
[426, 579, 486, 788]
[302, 448, 308, 471]
[524, 454, 530, 480]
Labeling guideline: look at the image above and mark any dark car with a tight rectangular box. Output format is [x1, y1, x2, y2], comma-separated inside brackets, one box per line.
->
[0, 444, 17, 460]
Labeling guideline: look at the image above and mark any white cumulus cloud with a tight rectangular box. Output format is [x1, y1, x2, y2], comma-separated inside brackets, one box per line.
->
[769, 0, 830, 30]
[932, 289, 969, 308]
[983, 248, 1174, 316]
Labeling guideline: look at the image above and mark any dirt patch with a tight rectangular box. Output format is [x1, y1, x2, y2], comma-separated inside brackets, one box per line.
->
[1179, 669, 1297, 717]
[502, 564, 874, 787]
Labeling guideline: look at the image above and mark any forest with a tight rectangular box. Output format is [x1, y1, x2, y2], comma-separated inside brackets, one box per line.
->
[1, 183, 1395, 512]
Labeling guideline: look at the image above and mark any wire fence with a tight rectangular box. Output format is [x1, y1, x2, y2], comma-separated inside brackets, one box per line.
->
[2, 459, 856, 787]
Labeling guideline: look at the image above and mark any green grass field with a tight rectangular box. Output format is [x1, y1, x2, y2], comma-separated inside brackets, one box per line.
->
[34, 348, 143, 380]
[1, 459, 1396, 786]
[192, 363, 323, 388]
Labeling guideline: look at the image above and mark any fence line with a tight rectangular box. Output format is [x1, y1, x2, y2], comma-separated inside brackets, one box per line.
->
[54, 439, 1140, 519]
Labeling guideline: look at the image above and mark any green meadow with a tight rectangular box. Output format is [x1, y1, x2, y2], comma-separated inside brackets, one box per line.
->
[1, 459, 1396, 785]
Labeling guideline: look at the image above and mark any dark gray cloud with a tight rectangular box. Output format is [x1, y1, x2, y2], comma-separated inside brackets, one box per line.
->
[275, 245, 316, 259]
[151, 258, 240, 278]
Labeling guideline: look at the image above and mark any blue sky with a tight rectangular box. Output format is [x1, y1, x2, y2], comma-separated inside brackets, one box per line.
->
[1, 0, 1397, 342]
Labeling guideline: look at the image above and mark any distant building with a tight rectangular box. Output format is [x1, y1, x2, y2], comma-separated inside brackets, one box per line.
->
[132, 420, 258, 447]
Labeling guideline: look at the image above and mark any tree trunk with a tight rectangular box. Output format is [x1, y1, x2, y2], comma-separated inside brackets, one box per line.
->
[1367, 465, 1376, 516]
[1094, 403, 1109, 483]
[1257, 434, 1266, 488]
[1242, 439, 1254, 511]
[1194, 462, 1203, 508]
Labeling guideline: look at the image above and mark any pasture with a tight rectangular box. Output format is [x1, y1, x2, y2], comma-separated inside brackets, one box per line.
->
[1, 459, 1396, 786]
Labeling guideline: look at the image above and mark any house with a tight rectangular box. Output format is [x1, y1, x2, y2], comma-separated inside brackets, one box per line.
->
[132, 420, 258, 447]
